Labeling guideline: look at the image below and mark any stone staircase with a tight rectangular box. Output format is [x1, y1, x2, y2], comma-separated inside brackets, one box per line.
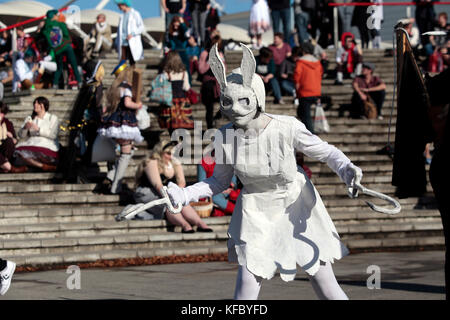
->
[0, 48, 443, 268]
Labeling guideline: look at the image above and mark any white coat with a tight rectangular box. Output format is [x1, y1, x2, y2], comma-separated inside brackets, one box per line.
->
[116, 8, 145, 62]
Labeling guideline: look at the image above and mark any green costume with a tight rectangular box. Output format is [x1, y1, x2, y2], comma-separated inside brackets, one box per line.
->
[41, 10, 82, 86]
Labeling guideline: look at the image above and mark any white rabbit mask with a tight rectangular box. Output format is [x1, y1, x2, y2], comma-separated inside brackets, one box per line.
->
[209, 43, 266, 128]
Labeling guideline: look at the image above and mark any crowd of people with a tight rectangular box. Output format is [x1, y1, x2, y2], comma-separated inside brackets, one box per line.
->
[0, 0, 448, 198]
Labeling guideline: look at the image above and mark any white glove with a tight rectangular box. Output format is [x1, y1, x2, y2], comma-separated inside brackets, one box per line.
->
[166, 182, 188, 207]
[167, 181, 214, 207]
[343, 163, 363, 199]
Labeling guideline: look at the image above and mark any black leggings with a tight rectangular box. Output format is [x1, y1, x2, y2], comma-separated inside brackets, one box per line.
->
[0, 258, 6, 270]
[357, 24, 370, 49]
[201, 80, 219, 129]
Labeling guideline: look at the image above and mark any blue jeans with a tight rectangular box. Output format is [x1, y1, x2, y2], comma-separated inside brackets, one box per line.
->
[271, 8, 292, 42]
[266, 77, 282, 102]
[281, 79, 295, 96]
[295, 11, 310, 44]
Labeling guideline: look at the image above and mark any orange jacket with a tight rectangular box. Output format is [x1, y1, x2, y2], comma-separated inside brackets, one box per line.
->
[293, 55, 323, 98]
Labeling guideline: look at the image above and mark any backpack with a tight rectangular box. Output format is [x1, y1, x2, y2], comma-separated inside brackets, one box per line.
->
[148, 73, 172, 106]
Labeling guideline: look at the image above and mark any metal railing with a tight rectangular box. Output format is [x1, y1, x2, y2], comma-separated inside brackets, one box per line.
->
[328, 1, 450, 49]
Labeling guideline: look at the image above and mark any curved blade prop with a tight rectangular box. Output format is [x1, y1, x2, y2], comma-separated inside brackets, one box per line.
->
[115, 186, 183, 221]
[352, 182, 401, 215]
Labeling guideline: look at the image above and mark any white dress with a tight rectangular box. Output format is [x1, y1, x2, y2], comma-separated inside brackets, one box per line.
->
[249, 0, 271, 36]
[206, 114, 350, 281]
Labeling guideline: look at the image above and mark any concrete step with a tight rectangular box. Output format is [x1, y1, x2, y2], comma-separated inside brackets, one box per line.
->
[345, 235, 444, 250]
[0, 193, 119, 209]
[322, 195, 435, 210]
[0, 216, 231, 241]
[0, 229, 230, 257]
[0, 206, 121, 225]
[1, 219, 443, 264]
[329, 208, 441, 221]
[0, 183, 96, 194]
[2, 244, 229, 267]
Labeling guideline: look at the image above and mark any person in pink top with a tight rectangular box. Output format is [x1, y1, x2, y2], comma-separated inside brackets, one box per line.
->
[269, 32, 292, 79]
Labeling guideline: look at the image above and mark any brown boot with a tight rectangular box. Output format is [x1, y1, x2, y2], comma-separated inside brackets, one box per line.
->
[10, 166, 28, 173]
[41, 164, 57, 172]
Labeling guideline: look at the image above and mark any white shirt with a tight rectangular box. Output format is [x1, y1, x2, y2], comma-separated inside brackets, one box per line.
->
[17, 112, 60, 152]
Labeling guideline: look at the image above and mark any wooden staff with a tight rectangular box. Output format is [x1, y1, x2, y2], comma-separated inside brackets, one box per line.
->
[132, 68, 144, 104]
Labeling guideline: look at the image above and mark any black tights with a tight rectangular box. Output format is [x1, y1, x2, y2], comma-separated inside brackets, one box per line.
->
[0, 258, 6, 270]
[201, 80, 219, 129]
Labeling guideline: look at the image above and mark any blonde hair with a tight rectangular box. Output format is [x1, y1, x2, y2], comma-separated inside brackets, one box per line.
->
[135, 139, 178, 183]
[104, 66, 134, 116]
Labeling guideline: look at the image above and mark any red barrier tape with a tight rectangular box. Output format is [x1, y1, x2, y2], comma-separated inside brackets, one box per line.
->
[329, 2, 450, 6]
[0, 7, 68, 33]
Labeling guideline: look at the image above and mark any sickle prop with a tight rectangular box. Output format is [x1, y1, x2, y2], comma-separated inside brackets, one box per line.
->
[115, 186, 183, 221]
[352, 182, 401, 215]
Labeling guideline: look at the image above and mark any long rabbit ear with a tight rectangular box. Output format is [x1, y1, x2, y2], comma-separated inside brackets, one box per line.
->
[240, 43, 256, 88]
[208, 44, 227, 90]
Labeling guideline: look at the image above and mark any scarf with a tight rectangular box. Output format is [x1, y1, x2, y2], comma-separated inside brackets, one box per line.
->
[341, 32, 356, 74]
[96, 22, 108, 34]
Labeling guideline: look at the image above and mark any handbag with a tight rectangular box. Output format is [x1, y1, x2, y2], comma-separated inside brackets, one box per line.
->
[136, 105, 151, 130]
[313, 102, 330, 133]
[186, 88, 200, 105]
[148, 73, 172, 106]
[364, 98, 378, 119]
[91, 135, 116, 163]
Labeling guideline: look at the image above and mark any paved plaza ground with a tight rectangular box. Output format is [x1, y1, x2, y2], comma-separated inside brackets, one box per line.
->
[2, 250, 445, 300]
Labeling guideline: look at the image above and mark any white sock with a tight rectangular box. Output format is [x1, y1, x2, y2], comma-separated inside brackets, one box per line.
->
[307, 261, 348, 300]
[373, 36, 381, 49]
[337, 72, 343, 82]
[355, 63, 362, 76]
[234, 265, 262, 300]
[110, 152, 133, 194]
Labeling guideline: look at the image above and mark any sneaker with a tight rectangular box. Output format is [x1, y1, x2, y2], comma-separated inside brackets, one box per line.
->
[294, 98, 299, 106]
[41, 164, 57, 172]
[10, 165, 28, 173]
[377, 115, 384, 120]
[0, 260, 16, 296]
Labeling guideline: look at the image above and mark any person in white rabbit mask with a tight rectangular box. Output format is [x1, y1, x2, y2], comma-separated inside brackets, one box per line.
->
[168, 43, 363, 300]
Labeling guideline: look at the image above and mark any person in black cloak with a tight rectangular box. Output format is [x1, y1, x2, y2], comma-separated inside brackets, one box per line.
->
[393, 27, 450, 299]
[61, 60, 105, 182]
[427, 68, 450, 299]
